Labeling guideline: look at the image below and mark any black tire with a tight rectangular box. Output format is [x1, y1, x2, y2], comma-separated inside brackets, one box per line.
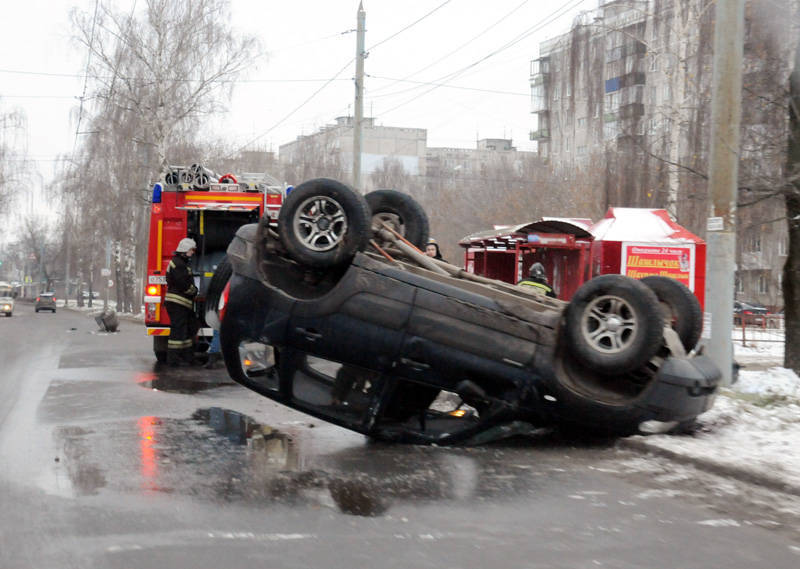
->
[205, 255, 233, 330]
[35, 309, 39, 313]
[365, 190, 430, 250]
[154, 336, 168, 363]
[277, 178, 370, 268]
[564, 275, 663, 375]
[640, 276, 703, 352]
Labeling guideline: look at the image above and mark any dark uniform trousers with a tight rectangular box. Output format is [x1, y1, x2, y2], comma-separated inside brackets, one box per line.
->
[165, 301, 196, 364]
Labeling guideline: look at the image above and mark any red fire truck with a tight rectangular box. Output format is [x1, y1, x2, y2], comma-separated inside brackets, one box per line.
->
[143, 166, 285, 362]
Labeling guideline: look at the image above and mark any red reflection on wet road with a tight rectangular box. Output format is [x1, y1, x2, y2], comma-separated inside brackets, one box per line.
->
[137, 416, 159, 491]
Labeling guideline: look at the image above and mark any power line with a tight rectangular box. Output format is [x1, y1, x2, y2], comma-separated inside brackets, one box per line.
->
[366, 74, 528, 97]
[228, 58, 355, 156]
[73, 0, 101, 158]
[228, 1, 455, 156]
[375, 0, 588, 118]
[369, 0, 531, 96]
[0, 68, 352, 84]
[366, 0, 453, 52]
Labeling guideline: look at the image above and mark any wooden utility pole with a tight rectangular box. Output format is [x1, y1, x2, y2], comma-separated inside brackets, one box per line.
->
[704, 0, 745, 385]
[353, 2, 365, 191]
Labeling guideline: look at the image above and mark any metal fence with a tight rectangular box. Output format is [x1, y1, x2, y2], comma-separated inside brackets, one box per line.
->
[733, 314, 785, 345]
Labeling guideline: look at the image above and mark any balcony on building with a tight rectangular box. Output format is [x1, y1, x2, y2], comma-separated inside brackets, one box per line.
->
[530, 113, 551, 141]
[530, 57, 550, 86]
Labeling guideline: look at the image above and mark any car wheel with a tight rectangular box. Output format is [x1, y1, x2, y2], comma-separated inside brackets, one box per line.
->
[640, 276, 702, 352]
[277, 178, 370, 268]
[35, 309, 39, 313]
[205, 255, 232, 330]
[564, 275, 663, 375]
[365, 189, 430, 250]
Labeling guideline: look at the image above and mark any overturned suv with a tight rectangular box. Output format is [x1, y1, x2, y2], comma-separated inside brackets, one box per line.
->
[208, 178, 719, 445]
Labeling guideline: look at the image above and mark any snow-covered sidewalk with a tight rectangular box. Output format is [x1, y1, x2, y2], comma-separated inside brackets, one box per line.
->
[624, 342, 800, 494]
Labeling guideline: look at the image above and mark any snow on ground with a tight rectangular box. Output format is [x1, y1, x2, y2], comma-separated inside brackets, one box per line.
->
[633, 341, 800, 491]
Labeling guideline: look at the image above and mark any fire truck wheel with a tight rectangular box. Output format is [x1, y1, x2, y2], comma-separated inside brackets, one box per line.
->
[278, 178, 370, 268]
[640, 276, 702, 351]
[205, 255, 232, 330]
[564, 275, 663, 375]
[365, 189, 429, 250]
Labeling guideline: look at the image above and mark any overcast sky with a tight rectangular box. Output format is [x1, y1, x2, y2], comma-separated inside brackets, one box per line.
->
[0, 0, 597, 202]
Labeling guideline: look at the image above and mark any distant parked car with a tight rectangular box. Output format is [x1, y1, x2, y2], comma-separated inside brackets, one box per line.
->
[0, 296, 14, 317]
[733, 300, 768, 325]
[35, 292, 57, 313]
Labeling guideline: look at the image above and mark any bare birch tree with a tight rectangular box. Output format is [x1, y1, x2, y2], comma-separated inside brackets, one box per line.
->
[0, 105, 27, 214]
[66, 0, 259, 312]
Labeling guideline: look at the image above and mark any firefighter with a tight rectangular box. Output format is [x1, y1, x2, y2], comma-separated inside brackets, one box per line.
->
[518, 262, 556, 298]
[425, 238, 445, 261]
[165, 237, 199, 366]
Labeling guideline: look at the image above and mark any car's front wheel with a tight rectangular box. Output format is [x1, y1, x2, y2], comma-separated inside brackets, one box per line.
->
[277, 178, 370, 268]
[564, 275, 663, 375]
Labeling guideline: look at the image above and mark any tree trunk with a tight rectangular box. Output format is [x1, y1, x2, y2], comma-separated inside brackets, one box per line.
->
[785, 38, 800, 373]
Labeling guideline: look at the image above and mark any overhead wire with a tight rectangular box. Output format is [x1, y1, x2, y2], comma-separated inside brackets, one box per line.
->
[72, 0, 100, 159]
[368, 0, 530, 95]
[374, 0, 588, 118]
[231, 0, 456, 155]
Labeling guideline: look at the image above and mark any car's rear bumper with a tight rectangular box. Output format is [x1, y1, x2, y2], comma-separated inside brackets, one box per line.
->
[642, 354, 720, 422]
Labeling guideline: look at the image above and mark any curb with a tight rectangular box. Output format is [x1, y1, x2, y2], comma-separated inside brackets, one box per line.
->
[618, 437, 800, 497]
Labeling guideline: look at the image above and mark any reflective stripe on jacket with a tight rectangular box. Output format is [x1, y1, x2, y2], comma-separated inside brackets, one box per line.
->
[518, 279, 556, 298]
[165, 252, 197, 307]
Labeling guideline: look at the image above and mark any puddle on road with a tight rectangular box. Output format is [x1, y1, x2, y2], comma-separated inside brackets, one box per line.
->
[48, 406, 560, 517]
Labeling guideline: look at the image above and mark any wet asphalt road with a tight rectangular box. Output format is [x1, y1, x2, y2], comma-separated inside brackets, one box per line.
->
[1, 304, 799, 568]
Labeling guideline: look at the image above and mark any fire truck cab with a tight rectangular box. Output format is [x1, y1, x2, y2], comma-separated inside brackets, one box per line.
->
[144, 167, 285, 362]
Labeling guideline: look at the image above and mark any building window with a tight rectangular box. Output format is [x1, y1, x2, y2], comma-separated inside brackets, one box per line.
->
[778, 272, 783, 292]
[577, 117, 586, 128]
[606, 92, 620, 112]
[650, 55, 658, 71]
[758, 274, 769, 294]
[736, 276, 744, 293]
[663, 83, 672, 100]
[604, 121, 619, 140]
[553, 85, 560, 100]
[779, 236, 787, 256]
[749, 232, 761, 252]
[577, 145, 587, 155]
[649, 86, 657, 105]
[648, 118, 658, 135]
[564, 137, 570, 152]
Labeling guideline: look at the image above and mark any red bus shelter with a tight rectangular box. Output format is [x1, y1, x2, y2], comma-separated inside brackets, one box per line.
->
[460, 208, 706, 308]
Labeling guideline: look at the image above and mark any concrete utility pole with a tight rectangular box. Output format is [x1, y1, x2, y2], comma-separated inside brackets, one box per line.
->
[353, 1, 366, 191]
[704, 0, 745, 386]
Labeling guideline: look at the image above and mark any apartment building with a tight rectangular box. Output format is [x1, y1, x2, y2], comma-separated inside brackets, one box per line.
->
[279, 117, 534, 193]
[530, 0, 790, 309]
[279, 116, 428, 185]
